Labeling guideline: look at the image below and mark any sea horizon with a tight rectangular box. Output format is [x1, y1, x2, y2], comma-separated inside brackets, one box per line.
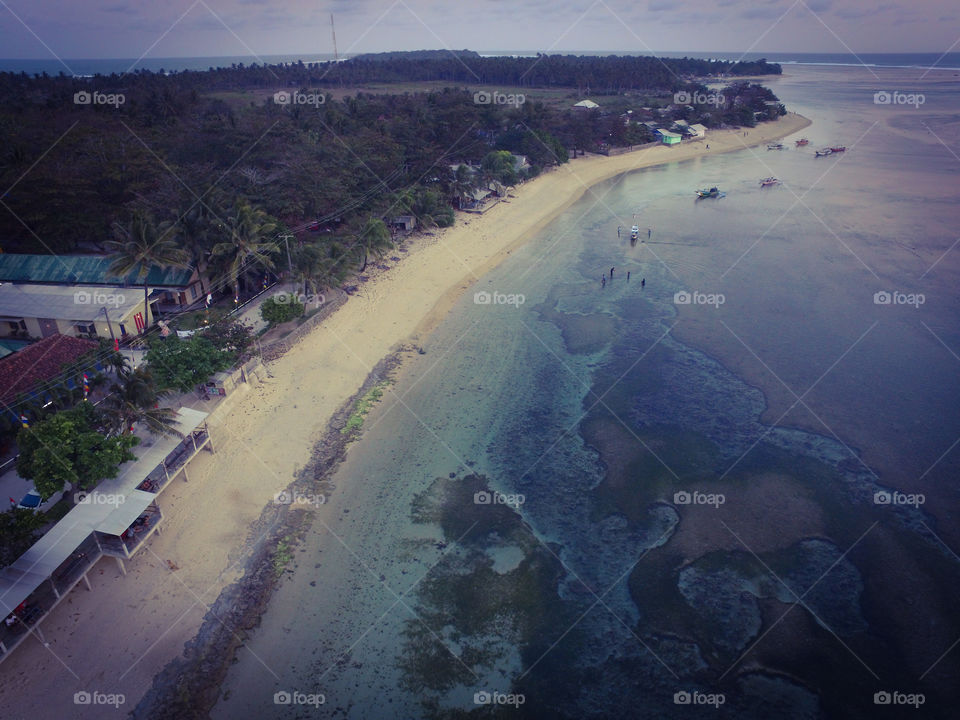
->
[1, 51, 958, 76]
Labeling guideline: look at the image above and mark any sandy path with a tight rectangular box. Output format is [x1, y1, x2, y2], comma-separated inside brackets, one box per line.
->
[0, 113, 810, 720]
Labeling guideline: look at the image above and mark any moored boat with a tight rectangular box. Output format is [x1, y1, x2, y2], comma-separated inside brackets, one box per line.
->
[630, 225, 640, 240]
[815, 149, 833, 157]
[795, 138, 810, 146]
[830, 146, 846, 153]
[759, 177, 780, 187]
[696, 187, 724, 199]
[767, 143, 784, 150]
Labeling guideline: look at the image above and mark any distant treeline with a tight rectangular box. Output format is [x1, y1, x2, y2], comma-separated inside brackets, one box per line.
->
[0, 55, 784, 279]
[0, 54, 780, 98]
[323, 54, 781, 91]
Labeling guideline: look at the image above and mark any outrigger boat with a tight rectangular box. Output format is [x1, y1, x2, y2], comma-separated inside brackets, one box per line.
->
[630, 225, 640, 240]
[759, 177, 780, 187]
[695, 187, 725, 199]
[795, 138, 810, 146]
[830, 146, 846, 153]
[767, 143, 785, 150]
[814, 149, 833, 157]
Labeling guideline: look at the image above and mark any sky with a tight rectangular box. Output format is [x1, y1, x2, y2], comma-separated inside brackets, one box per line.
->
[0, 0, 957, 60]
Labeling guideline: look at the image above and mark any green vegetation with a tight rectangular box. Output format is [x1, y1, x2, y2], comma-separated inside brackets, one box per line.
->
[260, 295, 305, 325]
[341, 380, 392, 436]
[16, 402, 139, 498]
[0, 509, 47, 566]
[272, 537, 294, 578]
[144, 334, 235, 392]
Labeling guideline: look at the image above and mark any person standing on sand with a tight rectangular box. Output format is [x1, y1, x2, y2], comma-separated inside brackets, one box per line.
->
[641, 278, 645, 288]
[647, 228, 651, 239]
[617, 226, 621, 238]
[601, 276, 606, 287]
[610, 267, 615, 278]
[627, 271, 631, 281]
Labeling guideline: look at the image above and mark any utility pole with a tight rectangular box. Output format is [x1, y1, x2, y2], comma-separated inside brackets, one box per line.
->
[279, 233, 294, 278]
[101, 305, 116, 344]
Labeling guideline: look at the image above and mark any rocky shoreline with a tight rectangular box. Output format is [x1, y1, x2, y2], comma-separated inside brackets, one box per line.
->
[132, 350, 407, 719]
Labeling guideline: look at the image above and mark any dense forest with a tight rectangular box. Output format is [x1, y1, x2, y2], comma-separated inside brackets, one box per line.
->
[0, 53, 784, 298]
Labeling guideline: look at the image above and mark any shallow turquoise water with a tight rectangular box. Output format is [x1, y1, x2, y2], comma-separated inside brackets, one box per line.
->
[214, 65, 960, 719]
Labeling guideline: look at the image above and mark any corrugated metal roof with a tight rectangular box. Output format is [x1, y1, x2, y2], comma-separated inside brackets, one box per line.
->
[0, 254, 194, 288]
[0, 283, 145, 323]
[0, 408, 208, 617]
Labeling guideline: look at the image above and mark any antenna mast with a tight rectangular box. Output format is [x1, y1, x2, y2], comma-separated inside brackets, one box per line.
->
[331, 14, 339, 61]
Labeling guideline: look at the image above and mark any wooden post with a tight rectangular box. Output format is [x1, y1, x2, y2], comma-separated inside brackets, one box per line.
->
[82, 573, 91, 591]
[115, 557, 126, 575]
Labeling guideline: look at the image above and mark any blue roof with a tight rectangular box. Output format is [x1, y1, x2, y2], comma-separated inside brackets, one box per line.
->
[0, 254, 194, 288]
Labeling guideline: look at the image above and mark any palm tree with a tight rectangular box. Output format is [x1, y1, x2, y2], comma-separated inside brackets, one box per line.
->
[107, 212, 190, 334]
[357, 218, 393, 271]
[293, 242, 348, 296]
[449, 164, 476, 210]
[210, 200, 279, 302]
[170, 202, 215, 298]
[99, 366, 179, 437]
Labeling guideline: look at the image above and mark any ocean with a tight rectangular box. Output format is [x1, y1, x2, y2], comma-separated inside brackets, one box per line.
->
[1, 52, 959, 76]
[211, 63, 960, 719]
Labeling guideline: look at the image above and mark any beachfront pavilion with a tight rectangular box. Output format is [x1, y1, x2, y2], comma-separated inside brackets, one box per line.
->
[0, 407, 212, 662]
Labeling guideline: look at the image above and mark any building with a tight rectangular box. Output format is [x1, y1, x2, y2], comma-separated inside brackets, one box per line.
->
[511, 154, 530, 173]
[688, 123, 707, 138]
[0, 408, 213, 663]
[0, 282, 152, 340]
[0, 254, 207, 313]
[390, 215, 416, 232]
[0, 333, 99, 408]
[573, 99, 599, 110]
[657, 130, 683, 146]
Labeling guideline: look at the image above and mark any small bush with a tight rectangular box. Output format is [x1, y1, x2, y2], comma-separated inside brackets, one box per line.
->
[261, 295, 305, 325]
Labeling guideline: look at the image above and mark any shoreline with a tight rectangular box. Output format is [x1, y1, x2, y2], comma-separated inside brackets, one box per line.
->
[411, 112, 812, 341]
[0, 112, 811, 720]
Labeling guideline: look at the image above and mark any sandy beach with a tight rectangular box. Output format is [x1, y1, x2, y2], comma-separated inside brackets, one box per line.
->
[0, 112, 811, 719]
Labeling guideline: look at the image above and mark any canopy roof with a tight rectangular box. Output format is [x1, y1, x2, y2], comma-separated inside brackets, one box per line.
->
[0, 408, 208, 617]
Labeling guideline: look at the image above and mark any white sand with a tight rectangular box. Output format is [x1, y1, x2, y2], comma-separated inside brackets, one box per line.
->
[0, 113, 811, 719]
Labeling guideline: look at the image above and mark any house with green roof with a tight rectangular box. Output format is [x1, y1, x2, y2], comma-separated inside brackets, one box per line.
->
[0, 254, 208, 340]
